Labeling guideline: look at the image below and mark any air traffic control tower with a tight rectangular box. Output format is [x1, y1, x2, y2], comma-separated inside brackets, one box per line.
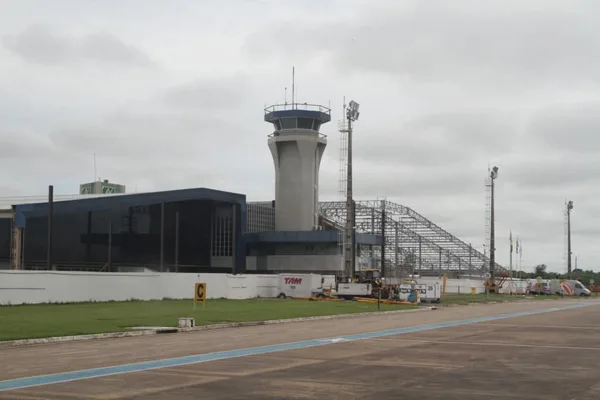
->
[243, 100, 382, 274]
[265, 103, 330, 231]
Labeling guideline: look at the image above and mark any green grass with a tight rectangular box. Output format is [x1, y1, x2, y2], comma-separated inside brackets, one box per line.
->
[441, 293, 579, 305]
[0, 299, 416, 341]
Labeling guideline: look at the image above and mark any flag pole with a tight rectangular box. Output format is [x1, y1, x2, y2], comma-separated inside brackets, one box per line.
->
[516, 236, 519, 280]
[519, 240, 523, 280]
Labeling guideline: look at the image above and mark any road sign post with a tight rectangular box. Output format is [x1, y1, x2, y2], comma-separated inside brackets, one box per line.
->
[194, 282, 207, 309]
[535, 276, 543, 294]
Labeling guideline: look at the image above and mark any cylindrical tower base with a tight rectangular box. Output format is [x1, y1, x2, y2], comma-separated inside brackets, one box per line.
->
[269, 131, 326, 231]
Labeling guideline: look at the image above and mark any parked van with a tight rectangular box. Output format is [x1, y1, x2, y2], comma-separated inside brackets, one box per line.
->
[556, 279, 591, 296]
[527, 279, 591, 296]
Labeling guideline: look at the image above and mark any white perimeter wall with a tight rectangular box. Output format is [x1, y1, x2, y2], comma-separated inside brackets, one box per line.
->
[385, 277, 488, 294]
[0, 271, 523, 305]
[0, 271, 279, 305]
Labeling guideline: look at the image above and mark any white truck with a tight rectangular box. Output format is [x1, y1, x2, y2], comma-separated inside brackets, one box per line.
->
[277, 274, 324, 298]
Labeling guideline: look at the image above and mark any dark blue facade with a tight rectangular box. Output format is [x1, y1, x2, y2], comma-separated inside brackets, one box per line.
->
[12, 188, 246, 273]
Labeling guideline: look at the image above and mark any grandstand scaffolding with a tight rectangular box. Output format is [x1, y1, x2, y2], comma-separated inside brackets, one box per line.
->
[319, 200, 505, 278]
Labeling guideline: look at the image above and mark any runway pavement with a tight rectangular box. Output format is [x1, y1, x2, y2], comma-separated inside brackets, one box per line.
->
[1, 299, 599, 399]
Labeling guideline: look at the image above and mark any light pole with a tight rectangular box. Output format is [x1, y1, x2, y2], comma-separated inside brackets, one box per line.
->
[566, 200, 574, 277]
[489, 166, 499, 290]
[344, 100, 360, 281]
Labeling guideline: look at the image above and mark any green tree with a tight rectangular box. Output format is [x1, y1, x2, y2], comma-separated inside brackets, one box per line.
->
[534, 264, 547, 278]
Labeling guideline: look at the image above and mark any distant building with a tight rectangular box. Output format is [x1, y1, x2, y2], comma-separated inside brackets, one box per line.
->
[79, 180, 126, 195]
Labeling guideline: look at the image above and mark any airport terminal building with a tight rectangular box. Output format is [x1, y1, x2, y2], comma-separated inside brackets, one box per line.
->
[0, 187, 382, 275]
[0, 101, 499, 278]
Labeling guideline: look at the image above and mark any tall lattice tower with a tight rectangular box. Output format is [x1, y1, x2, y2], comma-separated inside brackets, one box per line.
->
[563, 200, 569, 274]
[484, 167, 492, 266]
[337, 101, 349, 264]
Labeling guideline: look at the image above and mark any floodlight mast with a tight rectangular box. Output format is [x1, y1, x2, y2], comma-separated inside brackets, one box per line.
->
[488, 166, 499, 291]
[344, 100, 360, 281]
[567, 200, 574, 277]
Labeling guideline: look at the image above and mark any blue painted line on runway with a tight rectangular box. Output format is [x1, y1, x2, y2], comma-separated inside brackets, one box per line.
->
[0, 301, 597, 392]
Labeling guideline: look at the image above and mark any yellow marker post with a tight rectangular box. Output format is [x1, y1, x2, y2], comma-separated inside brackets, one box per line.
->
[194, 282, 207, 309]
[442, 273, 448, 298]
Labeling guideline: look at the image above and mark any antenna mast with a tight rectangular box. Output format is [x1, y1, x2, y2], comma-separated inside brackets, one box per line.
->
[93, 153, 97, 182]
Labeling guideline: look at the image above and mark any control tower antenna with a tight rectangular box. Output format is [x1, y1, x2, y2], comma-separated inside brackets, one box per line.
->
[264, 94, 331, 233]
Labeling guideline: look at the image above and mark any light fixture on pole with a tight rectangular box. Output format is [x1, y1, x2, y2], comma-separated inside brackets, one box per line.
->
[488, 166, 499, 293]
[344, 100, 360, 281]
[566, 200, 574, 277]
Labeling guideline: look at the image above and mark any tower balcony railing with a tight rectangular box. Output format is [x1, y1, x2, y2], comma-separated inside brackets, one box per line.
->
[264, 103, 331, 115]
[268, 131, 327, 139]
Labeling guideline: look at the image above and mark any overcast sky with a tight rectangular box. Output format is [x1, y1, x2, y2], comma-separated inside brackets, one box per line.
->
[2, 0, 599, 272]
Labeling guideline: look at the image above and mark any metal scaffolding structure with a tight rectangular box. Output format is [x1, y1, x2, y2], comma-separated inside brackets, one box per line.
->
[319, 200, 505, 278]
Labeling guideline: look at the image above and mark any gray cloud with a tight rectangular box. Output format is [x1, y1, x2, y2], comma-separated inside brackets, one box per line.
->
[243, 0, 600, 89]
[527, 102, 600, 154]
[508, 155, 600, 189]
[353, 109, 520, 166]
[2, 25, 154, 66]
[162, 75, 256, 109]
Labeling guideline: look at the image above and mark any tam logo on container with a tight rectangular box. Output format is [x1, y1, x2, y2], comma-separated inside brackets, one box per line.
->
[284, 277, 303, 285]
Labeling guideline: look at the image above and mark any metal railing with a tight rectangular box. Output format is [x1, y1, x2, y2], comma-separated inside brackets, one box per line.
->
[267, 131, 327, 139]
[264, 103, 331, 115]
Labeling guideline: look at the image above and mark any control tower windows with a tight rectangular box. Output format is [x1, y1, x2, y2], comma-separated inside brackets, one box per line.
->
[280, 117, 297, 130]
[297, 117, 314, 129]
[271, 117, 322, 131]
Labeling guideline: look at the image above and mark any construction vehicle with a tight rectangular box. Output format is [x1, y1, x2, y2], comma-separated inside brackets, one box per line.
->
[484, 272, 508, 294]
[353, 269, 381, 284]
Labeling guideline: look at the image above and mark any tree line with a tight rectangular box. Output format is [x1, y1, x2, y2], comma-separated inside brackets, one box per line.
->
[517, 264, 598, 286]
